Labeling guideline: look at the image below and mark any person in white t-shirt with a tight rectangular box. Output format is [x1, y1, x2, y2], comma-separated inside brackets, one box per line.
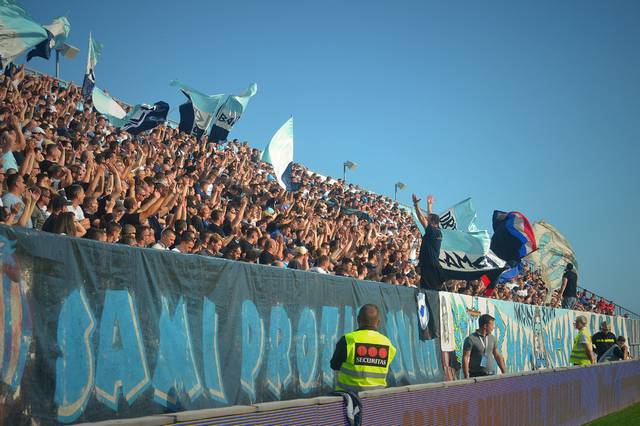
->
[310, 255, 331, 274]
[152, 229, 176, 250]
[65, 184, 89, 229]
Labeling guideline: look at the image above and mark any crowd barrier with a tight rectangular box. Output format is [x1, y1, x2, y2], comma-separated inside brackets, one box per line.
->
[0, 226, 638, 425]
[76, 360, 640, 426]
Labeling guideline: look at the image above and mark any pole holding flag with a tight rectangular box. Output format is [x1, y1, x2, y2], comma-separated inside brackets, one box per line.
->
[81, 32, 102, 99]
[262, 116, 297, 191]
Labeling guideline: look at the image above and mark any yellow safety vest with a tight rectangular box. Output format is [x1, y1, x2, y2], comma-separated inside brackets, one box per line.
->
[336, 329, 396, 393]
[570, 328, 593, 365]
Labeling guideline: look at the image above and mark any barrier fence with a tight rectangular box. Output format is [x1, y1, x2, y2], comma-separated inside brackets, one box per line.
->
[0, 226, 638, 425]
[72, 360, 640, 426]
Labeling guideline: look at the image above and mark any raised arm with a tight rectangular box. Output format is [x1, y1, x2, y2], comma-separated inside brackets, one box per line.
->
[412, 194, 429, 230]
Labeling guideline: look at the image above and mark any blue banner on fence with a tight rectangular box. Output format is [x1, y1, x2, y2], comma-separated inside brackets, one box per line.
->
[0, 226, 440, 424]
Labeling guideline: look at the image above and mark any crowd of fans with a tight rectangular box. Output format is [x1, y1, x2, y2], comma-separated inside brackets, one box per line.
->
[445, 265, 617, 315]
[0, 67, 619, 316]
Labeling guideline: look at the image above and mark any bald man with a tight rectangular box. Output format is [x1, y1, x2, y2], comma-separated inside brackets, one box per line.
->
[331, 304, 396, 393]
[570, 315, 596, 365]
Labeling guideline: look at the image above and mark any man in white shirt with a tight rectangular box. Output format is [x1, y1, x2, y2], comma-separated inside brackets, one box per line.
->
[65, 184, 89, 229]
[152, 229, 176, 250]
[310, 255, 331, 274]
[172, 231, 196, 254]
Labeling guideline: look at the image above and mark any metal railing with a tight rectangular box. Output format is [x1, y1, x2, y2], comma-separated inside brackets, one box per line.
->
[577, 285, 640, 320]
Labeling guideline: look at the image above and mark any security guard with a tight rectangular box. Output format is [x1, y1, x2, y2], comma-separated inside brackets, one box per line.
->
[570, 315, 596, 365]
[330, 304, 396, 392]
[592, 321, 617, 361]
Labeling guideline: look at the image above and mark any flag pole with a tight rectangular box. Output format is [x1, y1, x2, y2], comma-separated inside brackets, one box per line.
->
[55, 50, 60, 78]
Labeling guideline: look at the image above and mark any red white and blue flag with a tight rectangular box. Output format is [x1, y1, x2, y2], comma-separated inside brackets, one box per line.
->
[490, 210, 537, 263]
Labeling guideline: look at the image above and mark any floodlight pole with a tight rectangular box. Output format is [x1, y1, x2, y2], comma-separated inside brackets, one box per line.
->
[394, 184, 398, 201]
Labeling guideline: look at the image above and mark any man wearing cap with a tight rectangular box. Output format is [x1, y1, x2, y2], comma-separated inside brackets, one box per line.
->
[592, 322, 617, 361]
[559, 263, 579, 309]
[570, 315, 596, 365]
[331, 304, 396, 393]
[288, 246, 309, 270]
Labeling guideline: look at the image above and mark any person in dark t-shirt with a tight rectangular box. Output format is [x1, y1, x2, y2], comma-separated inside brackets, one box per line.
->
[559, 263, 578, 309]
[598, 336, 629, 362]
[413, 194, 443, 290]
[592, 322, 617, 360]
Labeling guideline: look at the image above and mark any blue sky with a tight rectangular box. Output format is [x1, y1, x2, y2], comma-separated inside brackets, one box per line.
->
[22, 0, 640, 313]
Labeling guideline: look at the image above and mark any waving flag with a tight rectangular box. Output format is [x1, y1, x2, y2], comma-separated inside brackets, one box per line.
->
[91, 86, 127, 122]
[498, 262, 524, 284]
[27, 16, 70, 62]
[408, 199, 506, 288]
[92, 86, 168, 134]
[490, 210, 537, 263]
[262, 117, 298, 191]
[81, 32, 102, 99]
[439, 198, 478, 232]
[0, 0, 48, 67]
[209, 83, 257, 141]
[170, 80, 225, 138]
[121, 102, 169, 135]
[528, 221, 578, 293]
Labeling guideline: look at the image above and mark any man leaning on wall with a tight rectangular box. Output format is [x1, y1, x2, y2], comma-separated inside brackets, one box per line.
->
[570, 315, 596, 365]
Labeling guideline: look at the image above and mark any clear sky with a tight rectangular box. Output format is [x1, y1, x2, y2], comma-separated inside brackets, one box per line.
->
[22, 1, 640, 313]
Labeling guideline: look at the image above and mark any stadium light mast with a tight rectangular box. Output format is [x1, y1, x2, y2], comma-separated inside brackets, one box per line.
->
[394, 182, 406, 201]
[54, 42, 80, 79]
[343, 160, 357, 182]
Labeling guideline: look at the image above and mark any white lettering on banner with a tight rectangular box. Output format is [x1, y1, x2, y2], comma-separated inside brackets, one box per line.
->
[355, 357, 388, 367]
[439, 251, 489, 272]
[439, 250, 505, 272]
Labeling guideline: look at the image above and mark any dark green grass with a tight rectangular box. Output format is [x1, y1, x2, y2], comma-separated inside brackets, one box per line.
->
[584, 402, 640, 425]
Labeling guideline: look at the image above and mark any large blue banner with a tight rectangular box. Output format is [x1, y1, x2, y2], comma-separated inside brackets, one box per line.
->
[439, 292, 629, 373]
[0, 225, 635, 425]
[0, 226, 440, 424]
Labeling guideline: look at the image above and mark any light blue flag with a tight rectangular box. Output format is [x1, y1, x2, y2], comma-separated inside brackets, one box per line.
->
[170, 80, 225, 134]
[209, 83, 258, 141]
[406, 199, 504, 273]
[91, 86, 127, 126]
[439, 197, 478, 232]
[43, 16, 70, 49]
[82, 32, 103, 98]
[86, 32, 102, 72]
[262, 117, 295, 190]
[0, 0, 48, 67]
